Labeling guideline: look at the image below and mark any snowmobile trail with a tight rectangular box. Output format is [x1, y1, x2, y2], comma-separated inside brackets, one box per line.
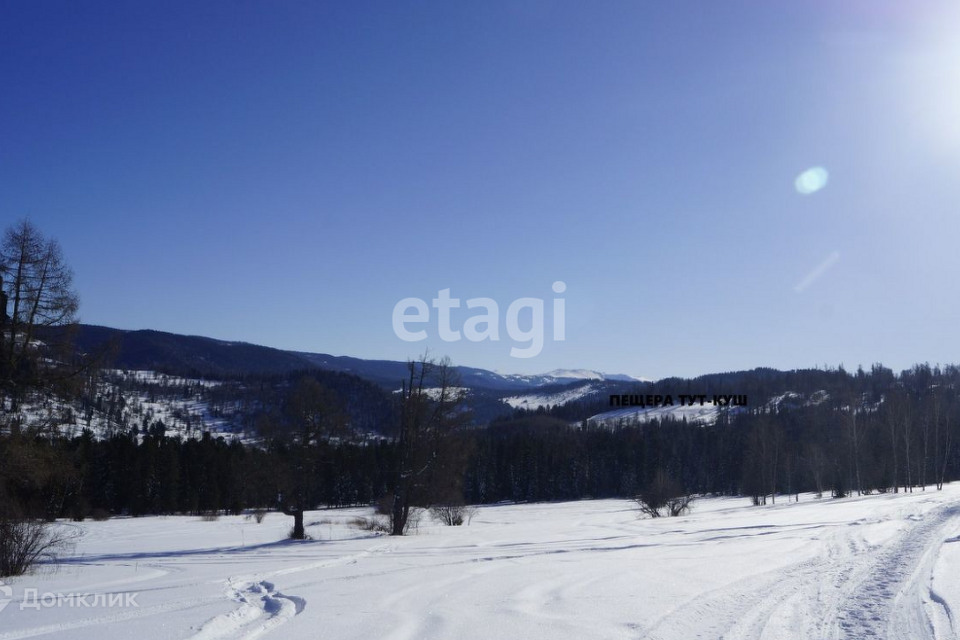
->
[5, 493, 960, 640]
[639, 499, 960, 640]
[834, 502, 960, 640]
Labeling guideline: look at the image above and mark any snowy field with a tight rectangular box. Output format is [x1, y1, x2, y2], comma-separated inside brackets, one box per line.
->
[2, 488, 960, 640]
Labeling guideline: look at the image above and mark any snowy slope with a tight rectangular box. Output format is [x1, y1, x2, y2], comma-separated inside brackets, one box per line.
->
[0, 370, 251, 441]
[503, 383, 601, 409]
[587, 390, 831, 427]
[588, 401, 733, 426]
[501, 369, 644, 386]
[2, 488, 959, 640]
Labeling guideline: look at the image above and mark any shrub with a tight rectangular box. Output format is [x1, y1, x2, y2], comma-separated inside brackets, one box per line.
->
[635, 470, 695, 518]
[90, 508, 111, 522]
[200, 511, 220, 522]
[665, 494, 695, 517]
[0, 512, 78, 577]
[404, 508, 423, 534]
[347, 516, 390, 534]
[430, 504, 478, 526]
[70, 498, 90, 522]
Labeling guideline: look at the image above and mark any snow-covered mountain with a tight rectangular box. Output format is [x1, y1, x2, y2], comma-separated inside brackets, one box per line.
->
[62, 325, 645, 392]
[587, 402, 735, 427]
[12, 325, 674, 437]
[503, 383, 603, 410]
[585, 389, 833, 428]
[496, 369, 644, 387]
[5, 370, 253, 442]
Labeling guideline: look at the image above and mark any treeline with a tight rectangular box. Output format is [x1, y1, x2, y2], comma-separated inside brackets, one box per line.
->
[4, 363, 958, 520]
[1, 419, 720, 519]
[0, 430, 397, 520]
[534, 365, 893, 423]
[517, 363, 960, 502]
[4, 358, 960, 522]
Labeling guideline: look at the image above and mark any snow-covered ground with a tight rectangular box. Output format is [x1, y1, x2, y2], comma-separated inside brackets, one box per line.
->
[503, 383, 600, 409]
[2, 487, 960, 640]
[589, 401, 733, 426]
[1, 370, 251, 442]
[588, 390, 834, 428]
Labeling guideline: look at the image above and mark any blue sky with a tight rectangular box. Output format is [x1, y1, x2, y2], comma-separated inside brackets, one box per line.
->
[2, 1, 959, 379]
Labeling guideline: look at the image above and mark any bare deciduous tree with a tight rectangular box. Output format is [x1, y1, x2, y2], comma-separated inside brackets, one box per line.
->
[842, 393, 868, 497]
[274, 377, 347, 539]
[804, 444, 828, 499]
[743, 415, 782, 505]
[389, 355, 469, 536]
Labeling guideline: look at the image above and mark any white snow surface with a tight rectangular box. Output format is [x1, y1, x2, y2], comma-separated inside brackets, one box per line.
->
[1, 370, 251, 442]
[495, 369, 645, 386]
[503, 383, 600, 409]
[589, 401, 731, 426]
[587, 391, 831, 427]
[529, 369, 643, 383]
[2, 488, 960, 640]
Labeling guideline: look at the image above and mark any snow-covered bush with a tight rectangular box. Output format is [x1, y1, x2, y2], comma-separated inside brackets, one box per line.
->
[430, 504, 477, 526]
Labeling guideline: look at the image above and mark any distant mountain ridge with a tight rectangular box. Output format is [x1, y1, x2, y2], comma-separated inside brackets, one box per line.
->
[29, 324, 896, 436]
[499, 369, 644, 385]
[62, 324, 644, 392]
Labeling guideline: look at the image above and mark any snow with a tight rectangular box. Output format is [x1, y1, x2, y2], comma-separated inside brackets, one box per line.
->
[588, 390, 836, 427]
[535, 369, 644, 383]
[503, 383, 600, 409]
[391, 387, 469, 401]
[542, 369, 605, 381]
[1, 370, 252, 442]
[932, 531, 960, 638]
[765, 390, 830, 410]
[514, 369, 643, 384]
[2, 487, 960, 639]
[102, 370, 223, 388]
[588, 401, 732, 426]
[490, 370, 645, 388]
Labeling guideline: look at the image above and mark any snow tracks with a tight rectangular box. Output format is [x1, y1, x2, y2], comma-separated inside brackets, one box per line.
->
[188, 579, 304, 640]
[641, 499, 960, 640]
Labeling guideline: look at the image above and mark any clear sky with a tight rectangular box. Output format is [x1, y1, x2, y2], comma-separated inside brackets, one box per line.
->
[2, 1, 959, 379]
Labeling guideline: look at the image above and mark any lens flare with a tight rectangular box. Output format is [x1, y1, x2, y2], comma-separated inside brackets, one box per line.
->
[795, 166, 829, 195]
[794, 251, 840, 293]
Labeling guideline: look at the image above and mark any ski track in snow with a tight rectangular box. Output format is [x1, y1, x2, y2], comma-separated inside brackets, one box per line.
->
[638, 498, 960, 640]
[836, 503, 960, 640]
[2, 492, 960, 640]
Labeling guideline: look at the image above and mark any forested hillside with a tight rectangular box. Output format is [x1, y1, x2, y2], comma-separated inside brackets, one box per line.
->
[4, 361, 959, 521]
[1, 220, 958, 525]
